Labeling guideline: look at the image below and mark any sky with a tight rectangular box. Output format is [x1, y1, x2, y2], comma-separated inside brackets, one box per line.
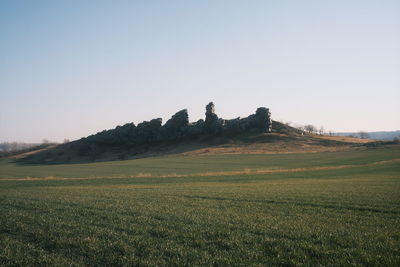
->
[1, 0, 399, 143]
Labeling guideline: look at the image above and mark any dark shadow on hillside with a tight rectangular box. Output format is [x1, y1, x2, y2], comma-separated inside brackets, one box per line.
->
[14, 132, 290, 165]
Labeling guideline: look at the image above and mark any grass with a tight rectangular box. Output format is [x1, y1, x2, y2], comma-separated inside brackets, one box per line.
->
[0, 145, 399, 265]
[1, 145, 400, 179]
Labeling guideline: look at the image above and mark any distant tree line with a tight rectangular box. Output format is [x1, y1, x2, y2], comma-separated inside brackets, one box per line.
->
[294, 124, 328, 135]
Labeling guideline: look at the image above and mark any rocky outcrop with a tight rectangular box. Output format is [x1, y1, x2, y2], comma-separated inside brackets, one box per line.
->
[80, 101, 272, 147]
[163, 109, 189, 140]
[26, 102, 273, 162]
[204, 102, 224, 134]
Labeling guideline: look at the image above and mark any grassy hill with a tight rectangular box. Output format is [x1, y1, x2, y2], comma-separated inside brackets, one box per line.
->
[15, 121, 376, 164]
[1, 144, 398, 179]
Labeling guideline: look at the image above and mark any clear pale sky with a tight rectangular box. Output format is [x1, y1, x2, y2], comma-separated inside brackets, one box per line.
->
[1, 0, 399, 143]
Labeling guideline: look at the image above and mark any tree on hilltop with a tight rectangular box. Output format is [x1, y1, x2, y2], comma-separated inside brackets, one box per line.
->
[304, 125, 317, 134]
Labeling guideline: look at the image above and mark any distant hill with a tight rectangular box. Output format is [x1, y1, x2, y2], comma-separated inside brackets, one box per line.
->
[334, 131, 400, 141]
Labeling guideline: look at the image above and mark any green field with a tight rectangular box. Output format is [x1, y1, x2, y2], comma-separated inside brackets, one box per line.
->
[1, 145, 400, 265]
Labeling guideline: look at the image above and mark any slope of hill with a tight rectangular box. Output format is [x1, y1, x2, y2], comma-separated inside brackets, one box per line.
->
[0, 143, 55, 159]
[0, 142, 40, 152]
[19, 126, 373, 164]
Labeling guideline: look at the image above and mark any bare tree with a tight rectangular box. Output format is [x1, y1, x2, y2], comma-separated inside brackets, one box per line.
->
[318, 126, 325, 135]
[294, 124, 305, 132]
[304, 125, 317, 134]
